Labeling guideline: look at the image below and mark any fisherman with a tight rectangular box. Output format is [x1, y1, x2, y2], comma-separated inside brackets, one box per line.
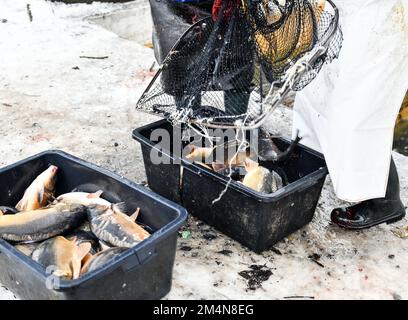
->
[293, 0, 408, 229]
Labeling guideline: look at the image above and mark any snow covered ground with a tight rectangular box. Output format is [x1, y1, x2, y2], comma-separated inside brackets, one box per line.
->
[0, 0, 407, 300]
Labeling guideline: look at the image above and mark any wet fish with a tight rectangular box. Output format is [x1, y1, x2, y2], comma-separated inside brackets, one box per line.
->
[32, 236, 91, 280]
[254, 0, 325, 65]
[81, 247, 128, 275]
[14, 242, 39, 257]
[242, 159, 283, 193]
[88, 205, 150, 248]
[56, 191, 127, 215]
[211, 151, 248, 171]
[0, 206, 19, 216]
[186, 143, 254, 172]
[185, 145, 214, 162]
[0, 203, 87, 242]
[16, 165, 58, 211]
[212, 141, 257, 172]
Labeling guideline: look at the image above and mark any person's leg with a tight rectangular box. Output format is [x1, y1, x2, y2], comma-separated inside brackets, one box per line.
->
[331, 157, 406, 229]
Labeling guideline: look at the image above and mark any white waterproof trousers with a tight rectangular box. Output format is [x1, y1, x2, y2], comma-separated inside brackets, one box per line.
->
[293, 0, 408, 202]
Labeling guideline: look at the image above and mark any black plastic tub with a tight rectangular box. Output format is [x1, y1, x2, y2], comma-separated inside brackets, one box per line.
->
[133, 119, 328, 253]
[0, 150, 187, 300]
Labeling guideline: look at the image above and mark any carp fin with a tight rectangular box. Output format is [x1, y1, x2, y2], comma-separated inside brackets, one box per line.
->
[77, 242, 92, 262]
[112, 202, 127, 214]
[130, 208, 140, 222]
[15, 198, 25, 211]
[244, 158, 259, 172]
[87, 190, 103, 199]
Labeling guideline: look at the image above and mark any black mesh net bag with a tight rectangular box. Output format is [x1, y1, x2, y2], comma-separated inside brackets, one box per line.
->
[137, 0, 343, 129]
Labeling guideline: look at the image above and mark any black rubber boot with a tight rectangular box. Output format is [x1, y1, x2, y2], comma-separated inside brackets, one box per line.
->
[331, 157, 406, 230]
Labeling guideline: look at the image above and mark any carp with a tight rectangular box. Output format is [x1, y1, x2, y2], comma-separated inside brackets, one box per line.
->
[16, 165, 58, 211]
[32, 236, 91, 280]
[0, 203, 87, 242]
[242, 159, 283, 193]
[88, 204, 150, 248]
[66, 230, 100, 255]
[56, 191, 127, 215]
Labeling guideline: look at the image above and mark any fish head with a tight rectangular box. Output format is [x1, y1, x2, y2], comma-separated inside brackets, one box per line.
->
[15, 165, 58, 211]
[186, 145, 213, 162]
[42, 165, 58, 191]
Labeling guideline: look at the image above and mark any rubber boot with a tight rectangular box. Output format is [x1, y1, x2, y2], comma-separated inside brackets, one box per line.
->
[331, 157, 406, 230]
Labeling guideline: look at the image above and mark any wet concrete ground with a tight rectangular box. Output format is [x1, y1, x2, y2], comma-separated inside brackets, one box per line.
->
[0, 0, 407, 300]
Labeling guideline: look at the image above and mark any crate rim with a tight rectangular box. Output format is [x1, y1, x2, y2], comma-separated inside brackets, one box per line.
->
[0, 149, 188, 290]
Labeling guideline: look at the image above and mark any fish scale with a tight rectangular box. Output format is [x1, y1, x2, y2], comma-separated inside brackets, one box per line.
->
[16, 166, 58, 211]
[88, 205, 150, 248]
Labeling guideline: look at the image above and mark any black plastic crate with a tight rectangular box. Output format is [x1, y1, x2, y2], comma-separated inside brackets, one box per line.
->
[0, 150, 187, 300]
[133, 119, 328, 253]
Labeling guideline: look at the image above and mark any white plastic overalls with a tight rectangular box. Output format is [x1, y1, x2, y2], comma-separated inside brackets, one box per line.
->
[292, 0, 408, 202]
